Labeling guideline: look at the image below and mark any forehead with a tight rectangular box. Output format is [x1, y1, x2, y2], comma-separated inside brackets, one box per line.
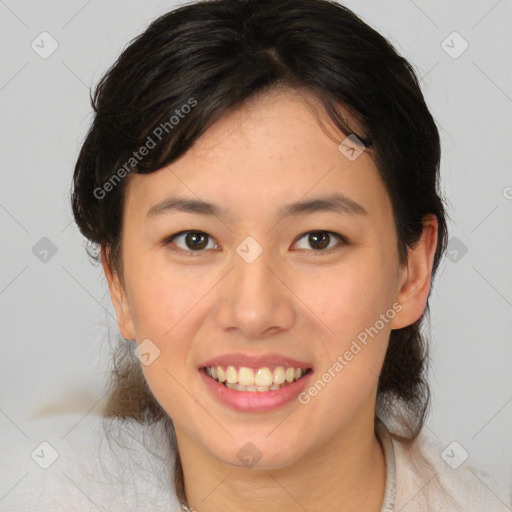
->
[123, 88, 391, 224]
[194, 87, 367, 157]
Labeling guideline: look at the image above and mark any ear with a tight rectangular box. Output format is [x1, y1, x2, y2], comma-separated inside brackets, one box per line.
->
[390, 214, 439, 329]
[101, 246, 136, 340]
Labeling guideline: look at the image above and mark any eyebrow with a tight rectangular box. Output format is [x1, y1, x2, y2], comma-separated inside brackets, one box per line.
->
[145, 192, 368, 220]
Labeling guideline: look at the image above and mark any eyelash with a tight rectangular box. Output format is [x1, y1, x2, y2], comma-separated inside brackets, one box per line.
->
[162, 230, 349, 256]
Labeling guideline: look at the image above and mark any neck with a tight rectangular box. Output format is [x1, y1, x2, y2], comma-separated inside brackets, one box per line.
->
[174, 411, 386, 512]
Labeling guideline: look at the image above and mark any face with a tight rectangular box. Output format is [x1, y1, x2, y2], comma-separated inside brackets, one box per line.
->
[103, 88, 437, 469]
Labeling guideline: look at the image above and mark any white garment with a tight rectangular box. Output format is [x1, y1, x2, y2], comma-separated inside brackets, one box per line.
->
[0, 413, 510, 511]
[375, 418, 511, 511]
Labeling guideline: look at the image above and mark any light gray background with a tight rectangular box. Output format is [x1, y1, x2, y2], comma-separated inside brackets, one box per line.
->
[1, 0, 511, 506]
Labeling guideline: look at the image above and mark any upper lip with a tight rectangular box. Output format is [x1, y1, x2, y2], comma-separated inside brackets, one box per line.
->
[200, 353, 313, 370]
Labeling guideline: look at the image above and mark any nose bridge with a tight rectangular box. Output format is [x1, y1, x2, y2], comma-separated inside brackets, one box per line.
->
[234, 244, 277, 312]
[233, 233, 276, 295]
[216, 241, 294, 337]
[236, 246, 273, 296]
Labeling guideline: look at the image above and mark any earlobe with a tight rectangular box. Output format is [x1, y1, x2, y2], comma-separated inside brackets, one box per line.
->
[390, 214, 439, 330]
[100, 246, 136, 340]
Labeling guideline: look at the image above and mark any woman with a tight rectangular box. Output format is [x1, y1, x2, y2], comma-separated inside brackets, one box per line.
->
[71, 0, 507, 510]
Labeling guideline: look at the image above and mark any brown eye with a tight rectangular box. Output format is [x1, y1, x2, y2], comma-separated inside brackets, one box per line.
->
[165, 231, 216, 252]
[163, 229, 348, 255]
[293, 230, 348, 253]
[308, 231, 330, 250]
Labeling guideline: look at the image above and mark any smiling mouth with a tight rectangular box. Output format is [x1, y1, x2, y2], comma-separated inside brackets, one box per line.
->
[203, 365, 313, 392]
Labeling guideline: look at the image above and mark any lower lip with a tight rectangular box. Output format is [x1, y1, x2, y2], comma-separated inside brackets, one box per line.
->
[199, 369, 313, 412]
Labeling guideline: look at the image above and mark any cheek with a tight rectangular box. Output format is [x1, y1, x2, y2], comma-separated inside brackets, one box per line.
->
[130, 268, 197, 419]
[303, 254, 397, 339]
[123, 259, 199, 401]
[302, 278, 392, 422]
[126, 255, 200, 337]
[297, 252, 396, 401]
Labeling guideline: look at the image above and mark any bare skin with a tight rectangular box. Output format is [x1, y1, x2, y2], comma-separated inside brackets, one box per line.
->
[102, 87, 438, 511]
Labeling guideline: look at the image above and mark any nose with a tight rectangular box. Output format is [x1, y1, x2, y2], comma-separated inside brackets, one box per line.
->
[215, 246, 295, 339]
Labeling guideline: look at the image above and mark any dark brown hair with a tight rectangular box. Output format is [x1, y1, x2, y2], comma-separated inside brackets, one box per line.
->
[70, 0, 449, 506]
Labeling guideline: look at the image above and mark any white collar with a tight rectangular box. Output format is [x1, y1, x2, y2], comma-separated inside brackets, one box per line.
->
[375, 416, 397, 511]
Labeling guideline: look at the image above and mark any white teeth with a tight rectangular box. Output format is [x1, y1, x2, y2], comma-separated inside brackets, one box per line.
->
[254, 368, 273, 386]
[238, 367, 255, 386]
[273, 367, 286, 385]
[226, 382, 275, 392]
[205, 365, 310, 390]
[226, 365, 238, 384]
